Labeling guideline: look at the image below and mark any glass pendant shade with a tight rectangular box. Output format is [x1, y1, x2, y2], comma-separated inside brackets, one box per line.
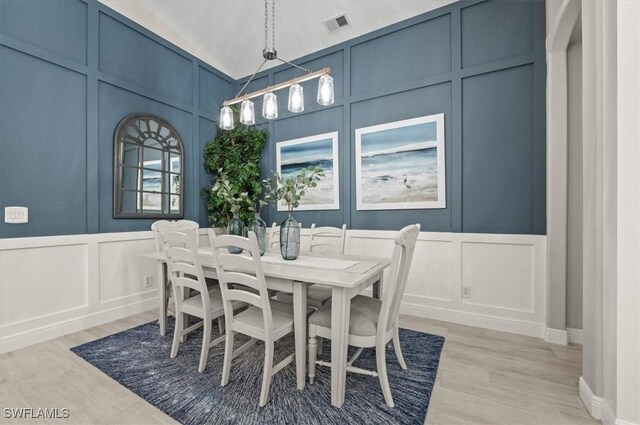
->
[219, 106, 234, 130]
[240, 100, 255, 125]
[288, 84, 304, 113]
[262, 92, 278, 119]
[317, 75, 335, 106]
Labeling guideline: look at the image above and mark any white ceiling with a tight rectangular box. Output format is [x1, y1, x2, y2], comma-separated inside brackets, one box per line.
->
[98, 0, 458, 79]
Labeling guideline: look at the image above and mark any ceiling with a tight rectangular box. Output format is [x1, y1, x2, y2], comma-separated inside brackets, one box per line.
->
[98, 0, 458, 79]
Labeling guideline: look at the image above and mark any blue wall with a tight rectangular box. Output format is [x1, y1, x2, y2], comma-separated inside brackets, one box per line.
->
[1, 0, 546, 238]
[0, 0, 234, 237]
[248, 0, 546, 234]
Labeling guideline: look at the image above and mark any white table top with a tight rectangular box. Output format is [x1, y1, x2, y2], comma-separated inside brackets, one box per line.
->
[142, 249, 390, 289]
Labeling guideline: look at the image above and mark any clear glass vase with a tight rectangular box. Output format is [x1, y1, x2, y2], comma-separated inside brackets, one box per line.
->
[280, 213, 300, 260]
[248, 212, 267, 256]
[226, 213, 245, 254]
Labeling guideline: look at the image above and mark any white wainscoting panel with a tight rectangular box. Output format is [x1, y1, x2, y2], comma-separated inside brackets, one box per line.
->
[348, 230, 547, 338]
[0, 243, 88, 326]
[1, 228, 547, 353]
[98, 237, 157, 304]
[0, 232, 164, 353]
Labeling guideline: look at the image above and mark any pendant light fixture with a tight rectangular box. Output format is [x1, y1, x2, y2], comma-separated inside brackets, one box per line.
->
[240, 100, 255, 125]
[219, 0, 334, 129]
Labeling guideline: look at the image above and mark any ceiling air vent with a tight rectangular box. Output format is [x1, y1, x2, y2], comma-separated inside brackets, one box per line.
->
[323, 13, 351, 34]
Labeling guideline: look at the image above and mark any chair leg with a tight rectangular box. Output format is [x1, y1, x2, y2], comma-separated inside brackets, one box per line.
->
[393, 326, 407, 370]
[221, 330, 234, 386]
[308, 332, 318, 384]
[217, 317, 224, 335]
[317, 337, 324, 356]
[198, 319, 212, 373]
[376, 343, 394, 407]
[259, 340, 275, 407]
[170, 310, 183, 359]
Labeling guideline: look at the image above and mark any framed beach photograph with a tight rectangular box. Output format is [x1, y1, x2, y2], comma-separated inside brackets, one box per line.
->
[276, 132, 340, 211]
[355, 114, 446, 210]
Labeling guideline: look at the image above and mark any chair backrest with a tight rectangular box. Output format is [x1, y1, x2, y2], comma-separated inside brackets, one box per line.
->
[267, 223, 280, 252]
[159, 228, 210, 311]
[377, 224, 420, 337]
[309, 224, 347, 254]
[208, 230, 274, 335]
[151, 220, 199, 251]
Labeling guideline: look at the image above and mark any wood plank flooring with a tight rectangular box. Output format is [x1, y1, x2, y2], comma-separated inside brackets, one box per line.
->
[0, 311, 598, 425]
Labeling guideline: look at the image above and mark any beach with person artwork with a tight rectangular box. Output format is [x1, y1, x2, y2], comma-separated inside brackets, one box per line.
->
[356, 114, 445, 209]
[277, 133, 339, 210]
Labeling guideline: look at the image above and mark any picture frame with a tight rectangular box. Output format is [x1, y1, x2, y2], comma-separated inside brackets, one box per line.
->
[275, 131, 340, 211]
[355, 114, 446, 210]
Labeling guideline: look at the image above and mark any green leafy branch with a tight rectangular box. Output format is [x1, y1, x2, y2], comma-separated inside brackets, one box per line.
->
[211, 171, 254, 221]
[263, 166, 325, 213]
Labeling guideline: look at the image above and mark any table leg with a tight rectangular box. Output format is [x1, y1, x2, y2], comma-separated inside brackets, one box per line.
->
[331, 287, 351, 407]
[372, 270, 384, 300]
[158, 263, 167, 336]
[293, 282, 308, 390]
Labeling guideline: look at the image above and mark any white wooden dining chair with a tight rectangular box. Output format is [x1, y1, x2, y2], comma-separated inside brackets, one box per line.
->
[307, 223, 420, 407]
[208, 229, 302, 407]
[151, 220, 199, 335]
[160, 227, 245, 373]
[278, 223, 347, 308]
[267, 223, 280, 253]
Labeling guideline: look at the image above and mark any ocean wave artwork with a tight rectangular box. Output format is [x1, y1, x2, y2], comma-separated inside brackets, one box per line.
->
[356, 114, 446, 210]
[276, 132, 340, 211]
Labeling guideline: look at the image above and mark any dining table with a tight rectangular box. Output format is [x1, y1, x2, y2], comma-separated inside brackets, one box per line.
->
[142, 247, 390, 408]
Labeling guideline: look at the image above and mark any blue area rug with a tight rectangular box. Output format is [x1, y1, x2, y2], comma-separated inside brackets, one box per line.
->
[71, 318, 444, 425]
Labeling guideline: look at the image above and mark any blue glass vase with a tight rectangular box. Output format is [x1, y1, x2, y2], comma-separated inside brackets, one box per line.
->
[226, 213, 245, 254]
[248, 213, 267, 256]
[280, 213, 300, 260]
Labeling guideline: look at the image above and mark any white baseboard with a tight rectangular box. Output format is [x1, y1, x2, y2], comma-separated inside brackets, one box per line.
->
[0, 298, 156, 354]
[602, 400, 616, 425]
[580, 376, 603, 419]
[401, 302, 545, 338]
[544, 327, 569, 345]
[567, 327, 583, 344]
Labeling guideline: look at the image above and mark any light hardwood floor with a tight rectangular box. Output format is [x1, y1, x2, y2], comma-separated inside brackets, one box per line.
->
[0, 311, 598, 425]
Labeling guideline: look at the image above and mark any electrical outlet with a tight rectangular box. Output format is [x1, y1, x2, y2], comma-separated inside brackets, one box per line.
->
[143, 275, 153, 288]
[462, 285, 471, 298]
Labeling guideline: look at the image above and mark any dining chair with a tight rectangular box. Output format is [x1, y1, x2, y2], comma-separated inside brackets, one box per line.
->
[160, 227, 245, 373]
[266, 223, 279, 253]
[151, 220, 199, 335]
[278, 223, 347, 308]
[307, 223, 420, 407]
[208, 229, 300, 407]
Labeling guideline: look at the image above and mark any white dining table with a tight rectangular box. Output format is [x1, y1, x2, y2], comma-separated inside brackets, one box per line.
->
[142, 248, 390, 408]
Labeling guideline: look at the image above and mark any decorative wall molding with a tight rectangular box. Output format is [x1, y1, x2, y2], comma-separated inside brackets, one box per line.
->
[1, 229, 547, 353]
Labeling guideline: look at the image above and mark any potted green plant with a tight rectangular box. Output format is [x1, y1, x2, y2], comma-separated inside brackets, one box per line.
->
[263, 166, 324, 260]
[210, 171, 252, 254]
[201, 111, 266, 227]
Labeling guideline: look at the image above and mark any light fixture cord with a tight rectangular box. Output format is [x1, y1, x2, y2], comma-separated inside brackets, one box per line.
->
[271, 0, 276, 50]
[264, 0, 269, 51]
[227, 0, 316, 103]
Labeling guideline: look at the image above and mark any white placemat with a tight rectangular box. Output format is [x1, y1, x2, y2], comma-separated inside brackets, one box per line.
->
[261, 253, 359, 270]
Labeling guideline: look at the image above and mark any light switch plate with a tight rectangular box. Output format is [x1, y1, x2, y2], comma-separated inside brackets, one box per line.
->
[4, 207, 28, 224]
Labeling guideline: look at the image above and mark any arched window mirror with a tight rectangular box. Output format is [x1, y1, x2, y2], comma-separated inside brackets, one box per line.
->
[113, 114, 184, 218]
